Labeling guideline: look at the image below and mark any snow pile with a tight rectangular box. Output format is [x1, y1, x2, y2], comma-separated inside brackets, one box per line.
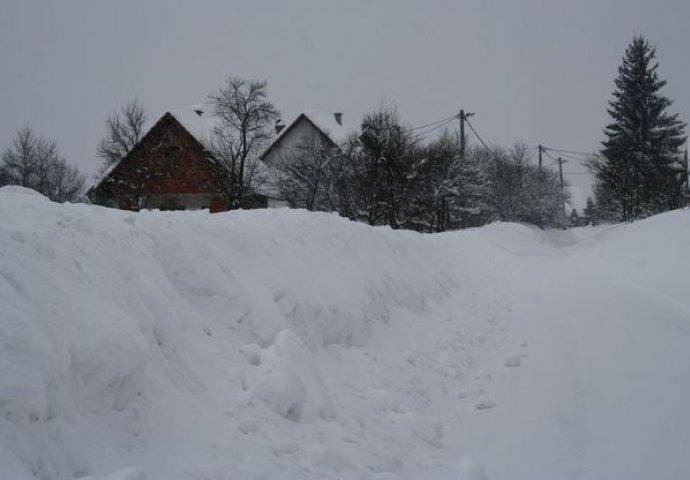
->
[0, 187, 507, 479]
[1, 186, 690, 480]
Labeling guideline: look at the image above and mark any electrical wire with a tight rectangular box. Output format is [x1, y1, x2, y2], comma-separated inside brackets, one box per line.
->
[543, 150, 560, 162]
[559, 153, 590, 164]
[543, 146, 600, 158]
[464, 118, 491, 151]
[413, 118, 457, 140]
[410, 114, 459, 132]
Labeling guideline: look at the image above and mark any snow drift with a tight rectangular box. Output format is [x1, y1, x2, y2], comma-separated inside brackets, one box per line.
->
[1, 186, 689, 480]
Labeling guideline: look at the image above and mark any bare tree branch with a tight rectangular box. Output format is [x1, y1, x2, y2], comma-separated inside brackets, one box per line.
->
[97, 99, 146, 176]
[207, 77, 279, 207]
[1, 126, 85, 201]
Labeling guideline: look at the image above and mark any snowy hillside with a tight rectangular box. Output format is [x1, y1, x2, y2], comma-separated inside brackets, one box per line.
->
[1, 186, 689, 480]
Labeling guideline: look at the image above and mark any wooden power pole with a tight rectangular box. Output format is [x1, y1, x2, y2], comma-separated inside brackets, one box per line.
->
[459, 110, 465, 157]
[559, 156, 566, 214]
[538, 144, 543, 171]
[458, 109, 474, 158]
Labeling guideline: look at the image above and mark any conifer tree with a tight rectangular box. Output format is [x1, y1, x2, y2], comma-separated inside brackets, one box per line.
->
[589, 36, 686, 221]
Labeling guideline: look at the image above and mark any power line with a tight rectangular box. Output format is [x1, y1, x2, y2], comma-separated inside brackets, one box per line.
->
[543, 149, 560, 162]
[410, 114, 459, 132]
[543, 146, 600, 157]
[464, 118, 491, 151]
[413, 117, 457, 139]
[558, 153, 590, 164]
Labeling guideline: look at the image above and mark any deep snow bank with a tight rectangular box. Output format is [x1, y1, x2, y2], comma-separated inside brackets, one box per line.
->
[2, 187, 690, 480]
[0, 187, 514, 479]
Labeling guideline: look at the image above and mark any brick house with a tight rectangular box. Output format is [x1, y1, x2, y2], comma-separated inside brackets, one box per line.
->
[89, 106, 267, 212]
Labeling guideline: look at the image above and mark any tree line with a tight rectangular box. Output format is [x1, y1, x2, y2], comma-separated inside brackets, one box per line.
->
[0, 127, 85, 202]
[1, 35, 685, 227]
[272, 106, 570, 231]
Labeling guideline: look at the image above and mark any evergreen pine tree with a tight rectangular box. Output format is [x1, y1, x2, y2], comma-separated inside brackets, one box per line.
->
[589, 36, 686, 221]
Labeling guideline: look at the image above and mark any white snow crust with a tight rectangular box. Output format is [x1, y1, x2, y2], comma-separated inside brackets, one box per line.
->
[167, 104, 220, 144]
[301, 111, 353, 144]
[1, 186, 689, 479]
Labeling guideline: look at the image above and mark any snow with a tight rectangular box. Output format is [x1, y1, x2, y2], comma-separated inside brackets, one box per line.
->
[167, 104, 220, 144]
[90, 107, 351, 195]
[302, 111, 353, 144]
[1, 186, 690, 479]
[567, 184, 591, 212]
[262, 110, 354, 159]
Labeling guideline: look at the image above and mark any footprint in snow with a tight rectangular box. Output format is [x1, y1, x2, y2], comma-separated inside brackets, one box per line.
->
[475, 399, 496, 410]
[504, 355, 522, 368]
[456, 387, 485, 400]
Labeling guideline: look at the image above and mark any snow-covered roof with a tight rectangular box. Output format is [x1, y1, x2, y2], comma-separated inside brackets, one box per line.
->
[91, 106, 355, 192]
[167, 104, 220, 144]
[89, 105, 219, 191]
[302, 111, 352, 144]
[261, 111, 354, 160]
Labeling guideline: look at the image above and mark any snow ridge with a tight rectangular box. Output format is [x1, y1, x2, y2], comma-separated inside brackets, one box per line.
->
[2, 187, 690, 480]
[0, 187, 507, 479]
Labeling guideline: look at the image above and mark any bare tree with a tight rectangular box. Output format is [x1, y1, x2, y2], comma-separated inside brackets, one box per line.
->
[97, 99, 146, 176]
[1, 126, 85, 201]
[483, 142, 569, 228]
[2, 126, 55, 190]
[208, 77, 279, 208]
[47, 157, 86, 202]
[272, 131, 339, 210]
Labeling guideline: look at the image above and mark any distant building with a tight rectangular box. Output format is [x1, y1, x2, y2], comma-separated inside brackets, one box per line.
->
[89, 106, 250, 212]
[261, 111, 349, 166]
[89, 108, 352, 212]
[260, 111, 351, 207]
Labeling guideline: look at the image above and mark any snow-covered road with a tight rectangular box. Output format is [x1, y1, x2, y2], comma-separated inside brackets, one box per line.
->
[448, 218, 690, 480]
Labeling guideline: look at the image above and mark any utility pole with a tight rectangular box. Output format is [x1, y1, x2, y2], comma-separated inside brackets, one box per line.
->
[458, 109, 474, 158]
[681, 147, 690, 205]
[459, 110, 465, 158]
[558, 156, 567, 215]
[538, 144, 543, 171]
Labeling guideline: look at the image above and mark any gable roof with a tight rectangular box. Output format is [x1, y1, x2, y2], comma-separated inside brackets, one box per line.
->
[90, 105, 218, 191]
[260, 111, 353, 160]
[166, 104, 220, 143]
[90, 107, 219, 193]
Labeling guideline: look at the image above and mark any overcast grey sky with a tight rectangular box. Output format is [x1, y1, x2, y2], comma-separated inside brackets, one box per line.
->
[1, 0, 689, 199]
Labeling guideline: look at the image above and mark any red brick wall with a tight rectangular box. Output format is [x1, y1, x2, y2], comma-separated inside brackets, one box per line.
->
[114, 114, 222, 195]
[94, 113, 229, 211]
